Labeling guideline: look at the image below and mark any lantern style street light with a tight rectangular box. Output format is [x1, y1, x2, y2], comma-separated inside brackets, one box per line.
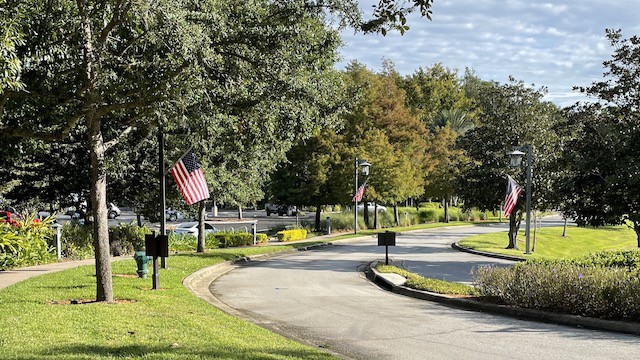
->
[507, 145, 532, 254]
[354, 158, 371, 234]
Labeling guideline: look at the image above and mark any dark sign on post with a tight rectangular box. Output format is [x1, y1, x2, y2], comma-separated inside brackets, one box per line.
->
[377, 231, 396, 246]
[377, 231, 396, 265]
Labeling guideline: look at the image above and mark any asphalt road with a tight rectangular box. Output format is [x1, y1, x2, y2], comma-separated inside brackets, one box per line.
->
[210, 224, 640, 360]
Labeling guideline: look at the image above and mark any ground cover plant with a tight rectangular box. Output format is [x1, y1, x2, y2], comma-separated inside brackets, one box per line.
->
[458, 226, 637, 259]
[375, 264, 476, 295]
[0, 245, 336, 359]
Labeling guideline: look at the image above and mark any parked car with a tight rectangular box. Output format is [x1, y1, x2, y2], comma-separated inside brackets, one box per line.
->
[172, 222, 219, 237]
[265, 203, 298, 216]
[66, 202, 121, 220]
[165, 209, 184, 222]
[357, 202, 387, 212]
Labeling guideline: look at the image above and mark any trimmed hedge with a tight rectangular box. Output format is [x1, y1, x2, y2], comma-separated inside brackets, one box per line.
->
[277, 229, 307, 242]
[256, 233, 268, 244]
[215, 232, 254, 248]
[472, 251, 640, 321]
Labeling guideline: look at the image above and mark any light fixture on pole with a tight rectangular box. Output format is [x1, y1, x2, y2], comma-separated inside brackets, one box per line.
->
[507, 145, 532, 254]
[353, 158, 371, 235]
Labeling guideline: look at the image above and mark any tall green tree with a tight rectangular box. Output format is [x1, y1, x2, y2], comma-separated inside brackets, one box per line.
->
[458, 77, 563, 249]
[557, 30, 640, 247]
[0, 0, 436, 302]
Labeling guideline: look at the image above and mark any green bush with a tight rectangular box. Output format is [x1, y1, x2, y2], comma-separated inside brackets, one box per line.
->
[256, 233, 268, 244]
[0, 214, 55, 270]
[472, 261, 640, 321]
[109, 223, 150, 256]
[61, 223, 94, 260]
[277, 229, 307, 242]
[215, 232, 254, 248]
[528, 250, 640, 270]
[418, 208, 441, 223]
[169, 233, 197, 252]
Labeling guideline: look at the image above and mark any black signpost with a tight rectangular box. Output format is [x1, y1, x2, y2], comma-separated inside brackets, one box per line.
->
[377, 231, 396, 265]
[146, 232, 169, 290]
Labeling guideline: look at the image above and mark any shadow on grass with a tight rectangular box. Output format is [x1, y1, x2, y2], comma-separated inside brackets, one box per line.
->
[28, 343, 333, 360]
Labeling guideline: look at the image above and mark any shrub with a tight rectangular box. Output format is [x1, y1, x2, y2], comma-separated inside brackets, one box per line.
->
[215, 232, 254, 248]
[0, 214, 56, 270]
[277, 229, 307, 242]
[418, 208, 441, 223]
[169, 233, 197, 252]
[472, 261, 640, 321]
[61, 223, 94, 260]
[109, 223, 150, 256]
[256, 233, 268, 244]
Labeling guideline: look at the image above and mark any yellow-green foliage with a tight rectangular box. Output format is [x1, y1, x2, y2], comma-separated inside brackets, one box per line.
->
[277, 229, 307, 242]
[256, 233, 268, 244]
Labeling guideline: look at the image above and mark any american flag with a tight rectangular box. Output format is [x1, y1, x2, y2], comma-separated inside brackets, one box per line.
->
[170, 150, 209, 205]
[504, 175, 523, 217]
[352, 181, 367, 203]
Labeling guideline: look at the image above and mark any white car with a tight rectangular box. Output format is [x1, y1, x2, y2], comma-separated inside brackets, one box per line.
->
[357, 202, 387, 212]
[172, 222, 219, 237]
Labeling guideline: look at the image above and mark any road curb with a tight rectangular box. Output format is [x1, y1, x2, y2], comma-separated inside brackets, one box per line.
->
[451, 242, 527, 262]
[365, 262, 640, 336]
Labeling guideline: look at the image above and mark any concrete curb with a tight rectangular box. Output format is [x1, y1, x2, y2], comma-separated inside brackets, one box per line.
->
[365, 262, 640, 336]
[451, 242, 527, 262]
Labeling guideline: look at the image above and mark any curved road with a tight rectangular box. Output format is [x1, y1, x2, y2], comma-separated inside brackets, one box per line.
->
[210, 224, 640, 359]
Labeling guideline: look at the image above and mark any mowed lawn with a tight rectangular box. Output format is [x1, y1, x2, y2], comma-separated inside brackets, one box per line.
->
[459, 225, 638, 259]
[0, 246, 336, 360]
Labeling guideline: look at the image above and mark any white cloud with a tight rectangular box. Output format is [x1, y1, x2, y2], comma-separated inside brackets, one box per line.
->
[336, 0, 640, 106]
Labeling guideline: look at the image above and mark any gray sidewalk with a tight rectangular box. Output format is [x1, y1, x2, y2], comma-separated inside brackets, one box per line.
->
[0, 258, 98, 290]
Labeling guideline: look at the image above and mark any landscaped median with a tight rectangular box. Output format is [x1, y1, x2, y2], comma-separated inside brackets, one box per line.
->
[0, 243, 337, 360]
[367, 261, 640, 335]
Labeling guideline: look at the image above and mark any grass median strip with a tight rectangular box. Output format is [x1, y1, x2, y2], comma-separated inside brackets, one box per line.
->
[458, 226, 637, 260]
[0, 244, 336, 360]
[375, 264, 476, 296]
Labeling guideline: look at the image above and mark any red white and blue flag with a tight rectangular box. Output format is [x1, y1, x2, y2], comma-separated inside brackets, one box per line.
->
[170, 149, 209, 205]
[352, 181, 367, 203]
[504, 175, 523, 217]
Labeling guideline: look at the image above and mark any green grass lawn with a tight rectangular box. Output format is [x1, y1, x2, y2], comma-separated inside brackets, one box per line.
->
[0, 245, 336, 360]
[459, 225, 638, 260]
[325, 220, 496, 241]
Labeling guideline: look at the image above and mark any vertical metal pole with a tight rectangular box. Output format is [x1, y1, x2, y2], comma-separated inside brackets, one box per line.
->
[159, 128, 167, 269]
[525, 145, 532, 254]
[385, 245, 389, 265]
[252, 222, 256, 245]
[151, 231, 160, 290]
[54, 224, 62, 260]
[354, 158, 358, 235]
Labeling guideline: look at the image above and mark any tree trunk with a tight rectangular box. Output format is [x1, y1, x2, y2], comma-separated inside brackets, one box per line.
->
[562, 216, 567, 237]
[80, 0, 112, 303]
[393, 202, 399, 226]
[237, 205, 243, 219]
[507, 210, 523, 249]
[315, 205, 322, 232]
[136, 213, 142, 227]
[197, 201, 206, 253]
[634, 221, 640, 248]
[373, 202, 379, 229]
[443, 195, 449, 223]
[88, 119, 113, 302]
[363, 200, 370, 229]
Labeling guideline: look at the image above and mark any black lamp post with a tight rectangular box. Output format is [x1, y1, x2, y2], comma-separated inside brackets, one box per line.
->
[507, 145, 533, 254]
[353, 158, 371, 234]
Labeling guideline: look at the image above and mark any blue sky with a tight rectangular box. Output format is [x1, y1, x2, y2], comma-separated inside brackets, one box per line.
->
[337, 0, 640, 106]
